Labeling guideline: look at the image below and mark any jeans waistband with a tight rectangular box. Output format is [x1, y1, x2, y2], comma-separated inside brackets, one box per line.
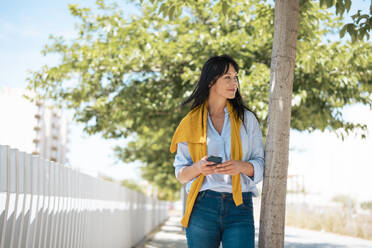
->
[199, 189, 252, 200]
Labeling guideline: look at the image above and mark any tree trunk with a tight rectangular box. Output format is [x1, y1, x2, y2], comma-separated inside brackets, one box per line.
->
[258, 1, 300, 248]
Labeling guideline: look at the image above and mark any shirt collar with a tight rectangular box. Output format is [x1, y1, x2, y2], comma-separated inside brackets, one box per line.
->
[224, 106, 228, 115]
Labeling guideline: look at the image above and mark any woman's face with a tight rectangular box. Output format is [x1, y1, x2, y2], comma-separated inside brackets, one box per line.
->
[209, 64, 239, 100]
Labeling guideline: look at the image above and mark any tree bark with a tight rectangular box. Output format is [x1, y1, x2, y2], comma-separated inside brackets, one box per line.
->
[258, 1, 300, 248]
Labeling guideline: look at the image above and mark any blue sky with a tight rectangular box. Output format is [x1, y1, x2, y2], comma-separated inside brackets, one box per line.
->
[1, 0, 371, 200]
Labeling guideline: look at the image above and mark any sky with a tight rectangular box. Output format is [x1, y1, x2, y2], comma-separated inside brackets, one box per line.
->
[0, 0, 143, 182]
[0, 0, 371, 201]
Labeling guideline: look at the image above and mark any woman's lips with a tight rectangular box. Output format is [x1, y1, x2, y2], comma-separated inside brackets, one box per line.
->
[227, 89, 236, 92]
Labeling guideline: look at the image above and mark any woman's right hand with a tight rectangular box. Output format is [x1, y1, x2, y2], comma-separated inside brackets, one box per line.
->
[193, 156, 216, 176]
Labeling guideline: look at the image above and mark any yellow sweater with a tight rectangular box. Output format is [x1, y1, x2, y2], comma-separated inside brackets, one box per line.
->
[170, 99, 243, 227]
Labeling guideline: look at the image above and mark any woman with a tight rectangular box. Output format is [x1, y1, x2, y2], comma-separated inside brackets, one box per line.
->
[169, 54, 265, 248]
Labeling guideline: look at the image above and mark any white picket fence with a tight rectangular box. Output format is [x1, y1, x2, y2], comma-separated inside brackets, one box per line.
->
[0, 145, 169, 248]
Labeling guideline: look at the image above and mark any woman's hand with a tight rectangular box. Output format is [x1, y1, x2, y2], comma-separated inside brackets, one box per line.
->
[214, 160, 243, 175]
[194, 156, 217, 176]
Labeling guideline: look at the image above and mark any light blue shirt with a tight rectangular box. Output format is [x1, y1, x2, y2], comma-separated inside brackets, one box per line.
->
[173, 106, 265, 197]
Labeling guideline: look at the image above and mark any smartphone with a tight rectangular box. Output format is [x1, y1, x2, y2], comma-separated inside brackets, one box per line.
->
[207, 156, 222, 166]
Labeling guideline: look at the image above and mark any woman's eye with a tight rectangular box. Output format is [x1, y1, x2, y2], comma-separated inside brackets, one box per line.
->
[224, 76, 238, 80]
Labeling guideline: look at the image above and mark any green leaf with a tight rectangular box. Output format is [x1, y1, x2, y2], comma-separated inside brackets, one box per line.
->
[169, 5, 176, 20]
[345, 0, 351, 12]
[351, 10, 361, 19]
[365, 31, 370, 40]
[346, 23, 355, 34]
[222, 1, 228, 16]
[351, 32, 357, 43]
[326, 0, 334, 8]
[159, 3, 167, 16]
[340, 25, 347, 38]
[336, 0, 345, 16]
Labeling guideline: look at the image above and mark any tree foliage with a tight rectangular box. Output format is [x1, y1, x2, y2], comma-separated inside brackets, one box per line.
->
[155, 0, 372, 42]
[26, 0, 372, 199]
[361, 201, 372, 212]
[319, 0, 371, 42]
[120, 179, 147, 195]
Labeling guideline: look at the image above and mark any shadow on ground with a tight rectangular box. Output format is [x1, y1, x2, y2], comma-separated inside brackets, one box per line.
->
[139, 211, 372, 248]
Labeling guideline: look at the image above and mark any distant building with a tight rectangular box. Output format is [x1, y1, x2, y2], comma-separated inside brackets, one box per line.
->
[0, 87, 69, 164]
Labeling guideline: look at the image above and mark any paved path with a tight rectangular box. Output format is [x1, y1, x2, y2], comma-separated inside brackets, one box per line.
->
[137, 211, 372, 248]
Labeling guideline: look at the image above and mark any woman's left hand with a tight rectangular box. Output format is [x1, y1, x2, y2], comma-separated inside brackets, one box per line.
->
[214, 160, 242, 175]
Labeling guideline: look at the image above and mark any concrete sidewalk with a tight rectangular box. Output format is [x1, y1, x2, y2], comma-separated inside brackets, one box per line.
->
[134, 210, 187, 248]
[136, 210, 372, 248]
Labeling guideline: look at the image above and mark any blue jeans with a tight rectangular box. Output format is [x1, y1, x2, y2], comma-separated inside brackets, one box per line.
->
[185, 190, 255, 248]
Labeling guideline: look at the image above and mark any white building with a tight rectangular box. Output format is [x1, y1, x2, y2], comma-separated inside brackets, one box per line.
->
[0, 87, 69, 164]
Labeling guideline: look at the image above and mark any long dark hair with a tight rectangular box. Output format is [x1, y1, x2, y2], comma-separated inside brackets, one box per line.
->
[180, 54, 259, 132]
